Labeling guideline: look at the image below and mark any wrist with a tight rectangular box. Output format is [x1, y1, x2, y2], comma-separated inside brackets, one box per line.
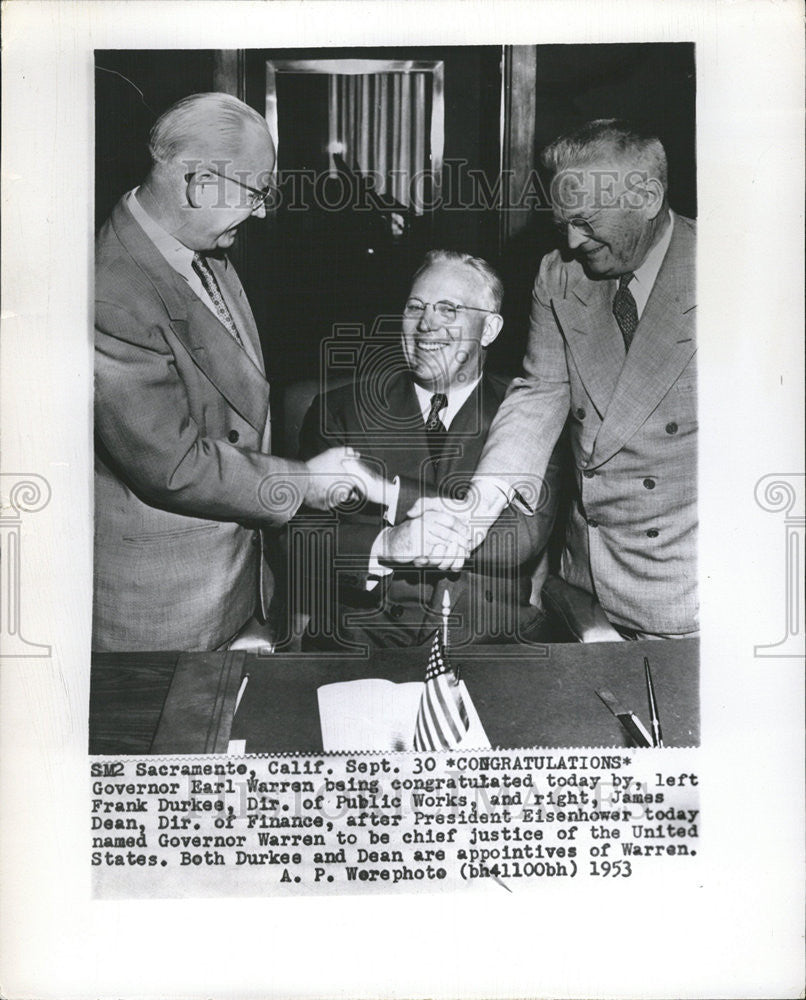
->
[368, 527, 394, 581]
[383, 475, 401, 524]
[467, 478, 508, 521]
[376, 525, 395, 562]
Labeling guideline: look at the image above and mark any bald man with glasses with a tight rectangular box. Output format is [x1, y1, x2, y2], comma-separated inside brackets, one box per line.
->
[94, 92, 381, 651]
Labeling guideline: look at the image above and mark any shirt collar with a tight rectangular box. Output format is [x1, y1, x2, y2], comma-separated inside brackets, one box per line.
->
[412, 374, 482, 429]
[630, 209, 675, 301]
[126, 189, 197, 269]
[126, 189, 228, 279]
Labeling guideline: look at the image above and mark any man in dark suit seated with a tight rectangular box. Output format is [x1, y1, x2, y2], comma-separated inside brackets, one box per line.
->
[297, 250, 564, 650]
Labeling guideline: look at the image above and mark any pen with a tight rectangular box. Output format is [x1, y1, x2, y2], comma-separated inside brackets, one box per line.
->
[596, 689, 653, 748]
[234, 672, 250, 715]
[644, 657, 663, 748]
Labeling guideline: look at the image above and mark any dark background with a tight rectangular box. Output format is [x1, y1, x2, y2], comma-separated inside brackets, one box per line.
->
[95, 44, 695, 380]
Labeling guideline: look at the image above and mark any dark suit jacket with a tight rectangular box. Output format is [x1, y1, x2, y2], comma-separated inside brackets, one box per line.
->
[94, 196, 309, 651]
[297, 371, 564, 649]
[475, 214, 697, 634]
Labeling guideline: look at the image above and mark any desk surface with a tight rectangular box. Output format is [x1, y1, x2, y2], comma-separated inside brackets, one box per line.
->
[91, 639, 699, 754]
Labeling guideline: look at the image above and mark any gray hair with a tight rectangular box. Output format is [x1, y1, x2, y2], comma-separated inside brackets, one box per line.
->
[411, 249, 504, 312]
[541, 118, 668, 193]
[148, 92, 269, 165]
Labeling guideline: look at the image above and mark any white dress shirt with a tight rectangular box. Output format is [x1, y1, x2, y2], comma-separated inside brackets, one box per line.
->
[411, 376, 482, 429]
[126, 189, 218, 311]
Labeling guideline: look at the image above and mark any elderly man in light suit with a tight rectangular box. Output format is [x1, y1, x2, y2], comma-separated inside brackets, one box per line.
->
[415, 119, 697, 639]
[94, 92, 378, 651]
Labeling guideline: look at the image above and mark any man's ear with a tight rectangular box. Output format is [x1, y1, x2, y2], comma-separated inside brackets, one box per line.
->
[480, 312, 503, 348]
[184, 170, 215, 209]
[642, 177, 665, 220]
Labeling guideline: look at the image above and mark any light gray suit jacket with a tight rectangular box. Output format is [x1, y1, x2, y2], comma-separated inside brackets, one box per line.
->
[94, 197, 309, 651]
[475, 214, 697, 634]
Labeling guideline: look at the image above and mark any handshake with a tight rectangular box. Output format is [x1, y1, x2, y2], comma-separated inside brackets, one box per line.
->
[304, 447, 502, 572]
[378, 496, 486, 572]
[303, 446, 392, 510]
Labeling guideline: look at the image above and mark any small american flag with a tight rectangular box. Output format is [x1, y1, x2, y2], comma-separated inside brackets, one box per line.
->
[413, 632, 469, 751]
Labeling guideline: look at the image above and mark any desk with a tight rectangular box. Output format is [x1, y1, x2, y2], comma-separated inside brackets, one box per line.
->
[90, 639, 699, 754]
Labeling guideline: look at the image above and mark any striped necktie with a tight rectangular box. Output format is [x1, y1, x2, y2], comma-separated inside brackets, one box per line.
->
[612, 272, 638, 352]
[424, 392, 448, 460]
[192, 253, 245, 348]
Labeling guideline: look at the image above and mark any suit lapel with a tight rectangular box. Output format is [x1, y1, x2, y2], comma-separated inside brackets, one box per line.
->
[109, 199, 270, 435]
[551, 274, 626, 419]
[170, 302, 271, 432]
[443, 375, 499, 474]
[210, 257, 265, 375]
[379, 375, 492, 489]
[391, 373, 427, 431]
[364, 374, 433, 477]
[404, 377, 437, 484]
[592, 219, 696, 464]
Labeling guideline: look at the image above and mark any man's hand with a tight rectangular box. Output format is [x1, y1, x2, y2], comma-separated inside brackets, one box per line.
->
[405, 491, 503, 571]
[340, 456, 391, 507]
[303, 447, 392, 510]
[379, 507, 471, 570]
[303, 447, 359, 509]
[405, 500, 472, 571]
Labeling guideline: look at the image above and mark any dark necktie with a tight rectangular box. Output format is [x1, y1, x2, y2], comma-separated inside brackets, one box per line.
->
[192, 253, 245, 348]
[612, 272, 638, 352]
[424, 392, 448, 460]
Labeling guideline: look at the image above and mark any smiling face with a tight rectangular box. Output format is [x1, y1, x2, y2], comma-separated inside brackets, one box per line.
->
[551, 161, 663, 278]
[401, 260, 502, 393]
[176, 126, 275, 252]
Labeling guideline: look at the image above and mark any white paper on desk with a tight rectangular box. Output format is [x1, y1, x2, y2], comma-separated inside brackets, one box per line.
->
[317, 678, 491, 752]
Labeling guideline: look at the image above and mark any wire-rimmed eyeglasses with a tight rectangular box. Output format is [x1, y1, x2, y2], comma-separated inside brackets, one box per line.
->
[403, 298, 497, 323]
[203, 168, 274, 210]
[553, 215, 598, 239]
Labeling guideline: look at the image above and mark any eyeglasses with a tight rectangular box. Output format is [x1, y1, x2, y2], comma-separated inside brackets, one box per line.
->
[403, 298, 497, 323]
[553, 215, 598, 239]
[203, 168, 273, 210]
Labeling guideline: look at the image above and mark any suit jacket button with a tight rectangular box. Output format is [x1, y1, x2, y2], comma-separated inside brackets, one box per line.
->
[665, 422, 678, 434]
[588, 518, 599, 528]
[390, 604, 404, 619]
[643, 477, 656, 490]
[228, 430, 240, 443]
[576, 407, 586, 420]
[646, 528, 659, 538]
[484, 589, 493, 603]
[583, 470, 595, 479]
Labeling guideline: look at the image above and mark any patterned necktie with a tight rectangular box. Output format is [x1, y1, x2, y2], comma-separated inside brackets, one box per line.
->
[424, 392, 448, 460]
[612, 272, 638, 352]
[192, 253, 245, 348]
